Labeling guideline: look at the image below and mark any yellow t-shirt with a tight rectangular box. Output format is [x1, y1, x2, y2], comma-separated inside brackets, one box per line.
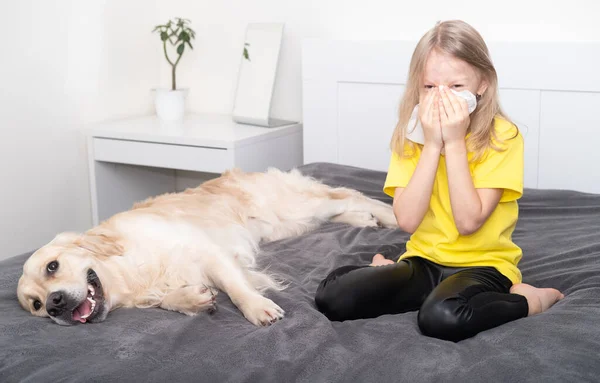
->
[383, 117, 524, 284]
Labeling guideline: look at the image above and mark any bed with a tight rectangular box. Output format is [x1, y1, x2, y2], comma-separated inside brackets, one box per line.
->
[1, 162, 600, 382]
[3, 37, 600, 381]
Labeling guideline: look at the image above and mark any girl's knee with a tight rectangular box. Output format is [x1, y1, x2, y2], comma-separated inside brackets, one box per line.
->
[314, 266, 363, 321]
[314, 278, 345, 321]
[418, 300, 470, 342]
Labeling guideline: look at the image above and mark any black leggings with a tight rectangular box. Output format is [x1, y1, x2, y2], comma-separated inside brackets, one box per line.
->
[315, 257, 528, 342]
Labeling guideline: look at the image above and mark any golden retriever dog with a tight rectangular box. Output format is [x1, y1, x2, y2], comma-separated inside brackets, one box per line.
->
[17, 168, 396, 326]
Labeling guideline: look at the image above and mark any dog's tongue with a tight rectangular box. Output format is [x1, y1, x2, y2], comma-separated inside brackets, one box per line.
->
[72, 299, 92, 323]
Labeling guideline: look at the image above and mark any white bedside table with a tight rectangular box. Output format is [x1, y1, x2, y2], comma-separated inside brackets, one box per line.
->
[86, 114, 303, 225]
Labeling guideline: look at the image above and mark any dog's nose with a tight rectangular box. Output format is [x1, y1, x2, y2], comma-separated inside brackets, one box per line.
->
[46, 291, 66, 317]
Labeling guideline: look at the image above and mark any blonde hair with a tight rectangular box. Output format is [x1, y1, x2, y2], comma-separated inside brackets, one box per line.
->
[390, 20, 517, 160]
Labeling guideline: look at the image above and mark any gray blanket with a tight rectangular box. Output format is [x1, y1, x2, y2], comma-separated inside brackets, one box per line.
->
[1, 162, 599, 382]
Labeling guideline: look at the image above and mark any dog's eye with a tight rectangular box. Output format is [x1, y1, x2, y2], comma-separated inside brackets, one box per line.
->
[47, 261, 59, 273]
[33, 300, 42, 311]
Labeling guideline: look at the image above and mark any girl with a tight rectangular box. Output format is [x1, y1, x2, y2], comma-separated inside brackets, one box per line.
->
[314, 20, 564, 342]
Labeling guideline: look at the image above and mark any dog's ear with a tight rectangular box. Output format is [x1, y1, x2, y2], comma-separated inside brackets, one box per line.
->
[76, 228, 123, 257]
[50, 232, 82, 246]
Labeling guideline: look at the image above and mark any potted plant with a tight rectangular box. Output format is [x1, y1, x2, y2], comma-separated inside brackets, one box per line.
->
[152, 18, 195, 121]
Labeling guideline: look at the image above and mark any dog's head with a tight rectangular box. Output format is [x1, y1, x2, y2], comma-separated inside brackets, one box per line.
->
[17, 229, 123, 325]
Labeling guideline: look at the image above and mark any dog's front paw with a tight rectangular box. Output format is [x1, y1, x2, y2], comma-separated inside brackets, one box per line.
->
[160, 285, 217, 316]
[239, 295, 285, 326]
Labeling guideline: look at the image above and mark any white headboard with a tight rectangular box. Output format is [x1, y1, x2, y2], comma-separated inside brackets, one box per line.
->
[302, 40, 600, 194]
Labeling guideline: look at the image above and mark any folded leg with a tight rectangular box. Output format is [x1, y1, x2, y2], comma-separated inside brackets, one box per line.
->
[418, 267, 528, 342]
[315, 257, 438, 321]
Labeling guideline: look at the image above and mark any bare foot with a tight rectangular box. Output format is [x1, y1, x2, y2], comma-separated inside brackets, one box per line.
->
[510, 283, 564, 316]
[370, 254, 395, 267]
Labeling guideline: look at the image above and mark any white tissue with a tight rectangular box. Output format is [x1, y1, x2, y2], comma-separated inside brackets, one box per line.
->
[405, 89, 477, 145]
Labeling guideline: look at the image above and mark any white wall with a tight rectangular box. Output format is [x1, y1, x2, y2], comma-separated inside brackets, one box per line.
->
[155, 0, 600, 124]
[0, 0, 159, 259]
[2, 0, 598, 258]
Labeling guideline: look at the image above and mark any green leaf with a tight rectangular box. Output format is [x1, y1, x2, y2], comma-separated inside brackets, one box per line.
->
[177, 43, 185, 55]
[179, 31, 189, 42]
[186, 40, 194, 49]
[243, 47, 250, 61]
[160, 31, 168, 41]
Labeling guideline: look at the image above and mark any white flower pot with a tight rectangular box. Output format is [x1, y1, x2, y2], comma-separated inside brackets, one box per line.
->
[153, 88, 188, 121]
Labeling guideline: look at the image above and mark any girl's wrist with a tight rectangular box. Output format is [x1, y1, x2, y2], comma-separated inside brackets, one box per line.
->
[423, 141, 443, 154]
[444, 140, 467, 155]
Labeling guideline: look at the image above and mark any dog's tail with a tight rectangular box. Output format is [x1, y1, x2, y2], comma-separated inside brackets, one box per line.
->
[246, 267, 288, 292]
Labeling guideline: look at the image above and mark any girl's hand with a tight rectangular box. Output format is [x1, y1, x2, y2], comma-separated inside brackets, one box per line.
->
[438, 86, 470, 145]
[419, 90, 443, 149]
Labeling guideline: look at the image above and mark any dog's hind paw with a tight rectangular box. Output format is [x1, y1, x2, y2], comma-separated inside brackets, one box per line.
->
[240, 295, 285, 326]
[331, 211, 379, 227]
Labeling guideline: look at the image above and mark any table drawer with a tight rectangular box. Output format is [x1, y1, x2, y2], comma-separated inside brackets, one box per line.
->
[92, 138, 233, 173]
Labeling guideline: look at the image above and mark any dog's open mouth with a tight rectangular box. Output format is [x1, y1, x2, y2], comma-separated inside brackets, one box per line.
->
[72, 269, 105, 323]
